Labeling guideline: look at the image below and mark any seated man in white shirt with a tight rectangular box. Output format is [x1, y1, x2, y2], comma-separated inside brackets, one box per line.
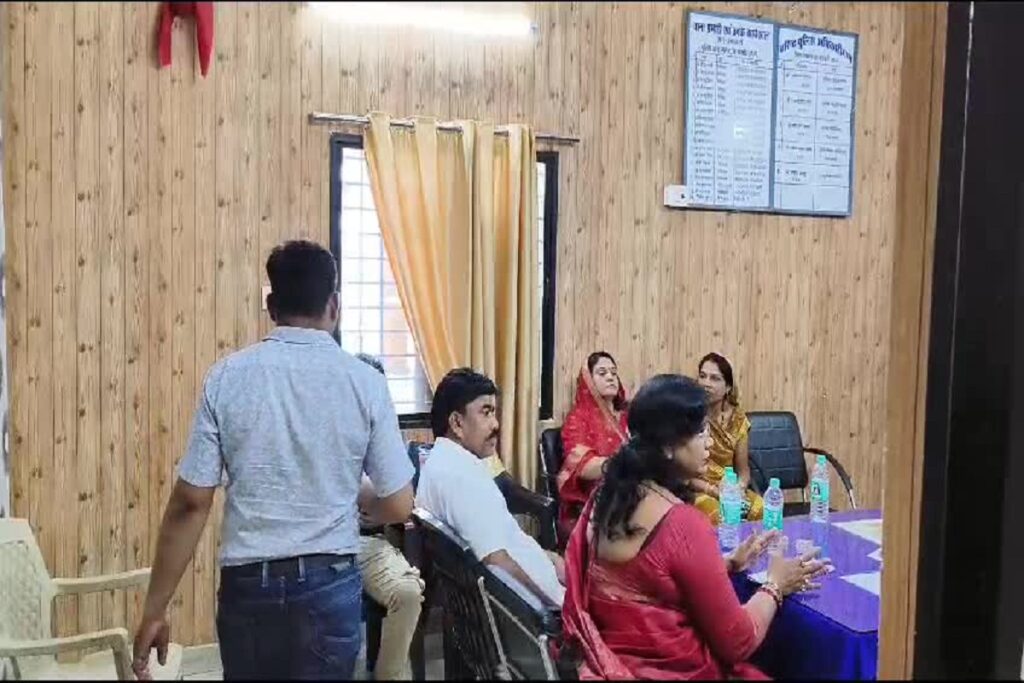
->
[416, 368, 566, 606]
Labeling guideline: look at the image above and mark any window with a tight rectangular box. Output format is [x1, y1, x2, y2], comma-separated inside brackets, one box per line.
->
[537, 152, 559, 420]
[330, 135, 559, 426]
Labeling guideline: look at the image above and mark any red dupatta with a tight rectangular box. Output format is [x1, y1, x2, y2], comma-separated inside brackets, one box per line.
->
[561, 498, 635, 680]
[557, 366, 629, 540]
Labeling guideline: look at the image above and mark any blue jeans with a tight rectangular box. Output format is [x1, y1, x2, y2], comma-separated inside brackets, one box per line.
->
[216, 556, 363, 680]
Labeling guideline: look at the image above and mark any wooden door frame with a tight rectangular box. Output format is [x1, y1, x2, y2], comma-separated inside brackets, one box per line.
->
[878, 2, 948, 678]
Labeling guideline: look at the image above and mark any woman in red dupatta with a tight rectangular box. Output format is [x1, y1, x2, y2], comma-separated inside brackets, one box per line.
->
[561, 374, 831, 680]
[557, 352, 630, 543]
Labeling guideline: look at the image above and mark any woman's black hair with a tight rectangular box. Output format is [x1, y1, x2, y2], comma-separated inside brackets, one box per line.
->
[586, 350, 627, 412]
[591, 374, 708, 541]
[698, 352, 739, 407]
[586, 351, 616, 374]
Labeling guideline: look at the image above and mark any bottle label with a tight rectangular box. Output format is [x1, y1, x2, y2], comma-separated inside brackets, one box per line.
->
[811, 479, 830, 505]
[723, 500, 742, 526]
[763, 507, 783, 532]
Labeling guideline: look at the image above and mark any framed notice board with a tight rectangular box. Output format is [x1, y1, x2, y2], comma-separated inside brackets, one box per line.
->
[683, 11, 859, 217]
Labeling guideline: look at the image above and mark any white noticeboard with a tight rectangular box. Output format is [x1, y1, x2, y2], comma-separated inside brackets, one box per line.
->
[685, 13, 776, 210]
[774, 27, 858, 214]
[683, 12, 859, 217]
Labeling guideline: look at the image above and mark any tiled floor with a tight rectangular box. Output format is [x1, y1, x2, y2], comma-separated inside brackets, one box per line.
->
[181, 610, 445, 681]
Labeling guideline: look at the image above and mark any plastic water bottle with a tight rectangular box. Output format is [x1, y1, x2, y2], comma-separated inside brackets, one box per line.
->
[718, 469, 742, 552]
[763, 478, 784, 552]
[810, 455, 830, 524]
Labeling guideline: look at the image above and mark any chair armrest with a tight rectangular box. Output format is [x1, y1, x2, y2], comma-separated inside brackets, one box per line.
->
[0, 627, 132, 679]
[487, 564, 562, 635]
[501, 480, 558, 551]
[0, 627, 130, 657]
[52, 568, 151, 596]
[746, 457, 768, 495]
[804, 447, 857, 508]
[488, 565, 548, 612]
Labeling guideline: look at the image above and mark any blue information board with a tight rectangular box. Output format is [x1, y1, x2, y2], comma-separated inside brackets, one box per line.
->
[683, 11, 859, 217]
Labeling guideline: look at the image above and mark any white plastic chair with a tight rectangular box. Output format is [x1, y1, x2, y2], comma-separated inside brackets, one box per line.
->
[0, 518, 182, 680]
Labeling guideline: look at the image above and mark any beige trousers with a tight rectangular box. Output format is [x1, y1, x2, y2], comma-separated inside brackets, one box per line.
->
[358, 534, 425, 680]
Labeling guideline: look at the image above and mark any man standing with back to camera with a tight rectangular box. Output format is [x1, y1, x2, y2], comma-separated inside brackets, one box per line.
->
[131, 240, 414, 680]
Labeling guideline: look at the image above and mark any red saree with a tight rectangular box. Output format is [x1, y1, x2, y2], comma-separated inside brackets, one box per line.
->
[561, 499, 771, 680]
[557, 367, 629, 542]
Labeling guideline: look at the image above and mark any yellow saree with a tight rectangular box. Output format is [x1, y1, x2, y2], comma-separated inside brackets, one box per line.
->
[697, 406, 764, 523]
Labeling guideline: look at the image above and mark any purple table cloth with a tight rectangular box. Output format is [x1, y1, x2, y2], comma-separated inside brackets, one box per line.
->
[732, 510, 881, 680]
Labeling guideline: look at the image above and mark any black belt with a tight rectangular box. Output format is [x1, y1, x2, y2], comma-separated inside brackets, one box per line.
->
[223, 553, 355, 581]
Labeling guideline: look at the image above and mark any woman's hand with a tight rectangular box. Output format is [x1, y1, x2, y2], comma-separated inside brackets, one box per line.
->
[766, 543, 833, 596]
[684, 478, 719, 499]
[726, 530, 777, 573]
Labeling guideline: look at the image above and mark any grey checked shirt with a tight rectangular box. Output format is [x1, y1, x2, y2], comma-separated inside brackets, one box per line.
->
[178, 327, 414, 566]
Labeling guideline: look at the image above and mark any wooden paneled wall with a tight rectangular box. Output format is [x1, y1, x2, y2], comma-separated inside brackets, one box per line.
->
[1, 2, 940, 646]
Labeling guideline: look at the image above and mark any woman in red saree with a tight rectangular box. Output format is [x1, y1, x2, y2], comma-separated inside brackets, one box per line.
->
[561, 375, 831, 680]
[557, 352, 630, 543]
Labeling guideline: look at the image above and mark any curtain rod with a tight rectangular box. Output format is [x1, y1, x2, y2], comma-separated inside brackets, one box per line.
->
[308, 112, 580, 146]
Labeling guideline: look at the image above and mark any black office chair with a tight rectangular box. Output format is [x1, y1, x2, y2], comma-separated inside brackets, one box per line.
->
[495, 472, 559, 552]
[411, 507, 503, 680]
[537, 427, 574, 548]
[746, 411, 856, 516]
[480, 565, 577, 680]
[538, 427, 564, 503]
[364, 441, 429, 680]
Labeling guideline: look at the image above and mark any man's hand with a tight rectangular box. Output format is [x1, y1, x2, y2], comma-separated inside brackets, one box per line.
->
[132, 479, 213, 679]
[132, 613, 170, 680]
[546, 550, 566, 585]
[359, 508, 384, 529]
[357, 475, 376, 511]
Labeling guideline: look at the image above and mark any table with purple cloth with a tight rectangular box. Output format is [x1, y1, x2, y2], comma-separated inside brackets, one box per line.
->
[731, 510, 882, 680]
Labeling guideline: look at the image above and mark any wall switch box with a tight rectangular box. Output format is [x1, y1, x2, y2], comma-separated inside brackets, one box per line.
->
[664, 184, 690, 208]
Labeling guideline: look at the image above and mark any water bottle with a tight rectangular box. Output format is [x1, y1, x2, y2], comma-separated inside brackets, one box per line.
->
[810, 455, 830, 523]
[718, 466, 736, 523]
[718, 469, 742, 552]
[763, 478, 784, 552]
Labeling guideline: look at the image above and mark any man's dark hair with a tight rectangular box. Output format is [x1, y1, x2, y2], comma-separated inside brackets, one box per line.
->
[430, 368, 498, 438]
[265, 240, 338, 319]
[355, 352, 386, 376]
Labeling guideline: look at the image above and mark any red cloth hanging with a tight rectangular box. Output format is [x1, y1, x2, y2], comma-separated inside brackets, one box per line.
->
[158, 2, 214, 77]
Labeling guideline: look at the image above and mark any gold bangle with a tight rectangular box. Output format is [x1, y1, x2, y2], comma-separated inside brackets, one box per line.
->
[758, 581, 784, 608]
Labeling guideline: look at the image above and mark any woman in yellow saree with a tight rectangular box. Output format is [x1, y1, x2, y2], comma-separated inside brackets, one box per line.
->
[693, 353, 764, 522]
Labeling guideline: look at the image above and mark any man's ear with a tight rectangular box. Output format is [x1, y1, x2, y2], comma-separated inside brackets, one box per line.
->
[266, 292, 278, 322]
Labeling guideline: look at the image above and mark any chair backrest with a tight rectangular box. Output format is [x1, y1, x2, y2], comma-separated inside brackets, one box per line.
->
[746, 411, 809, 493]
[480, 564, 562, 680]
[406, 441, 433, 493]
[411, 507, 501, 680]
[538, 428, 563, 501]
[0, 519, 55, 644]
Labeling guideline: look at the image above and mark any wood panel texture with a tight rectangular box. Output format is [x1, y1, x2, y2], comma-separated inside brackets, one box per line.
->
[879, 2, 946, 678]
[1, 1, 942, 649]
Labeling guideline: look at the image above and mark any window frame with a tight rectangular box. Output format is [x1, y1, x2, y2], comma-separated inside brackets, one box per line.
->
[328, 134, 559, 427]
[537, 150, 559, 421]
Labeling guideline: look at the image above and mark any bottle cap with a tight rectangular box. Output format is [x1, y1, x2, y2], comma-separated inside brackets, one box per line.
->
[725, 470, 738, 483]
[817, 454, 827, 466]
[769, 477, 781, 489]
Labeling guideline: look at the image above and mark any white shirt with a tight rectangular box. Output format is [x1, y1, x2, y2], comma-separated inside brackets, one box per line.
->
[416, 437, 565, 606]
